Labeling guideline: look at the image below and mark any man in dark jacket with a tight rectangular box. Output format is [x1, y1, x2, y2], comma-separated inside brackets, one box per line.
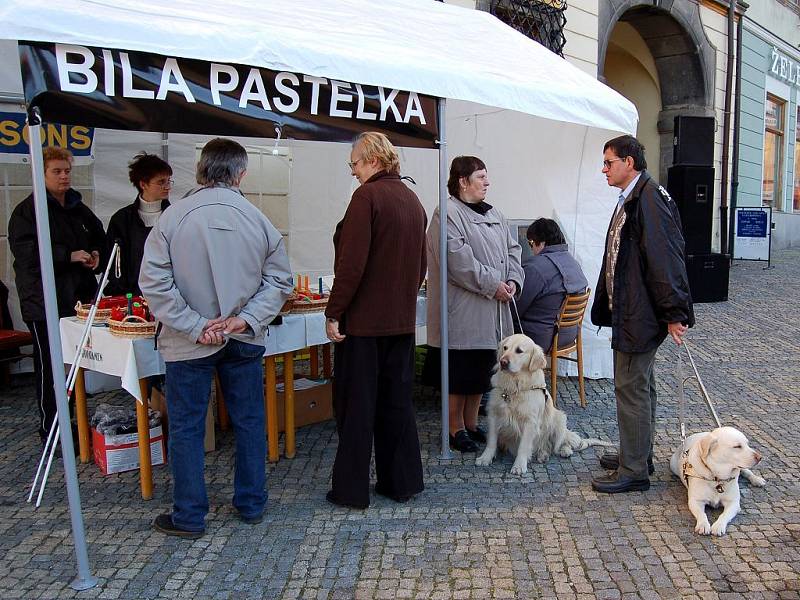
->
[8, 147, 106, 444]
[324, 131, 427, 509]
[590, 135, 694, 494]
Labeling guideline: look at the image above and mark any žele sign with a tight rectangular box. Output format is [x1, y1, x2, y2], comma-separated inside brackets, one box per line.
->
[770, 47, 800, 87]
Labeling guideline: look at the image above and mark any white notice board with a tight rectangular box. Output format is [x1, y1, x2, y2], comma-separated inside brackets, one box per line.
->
[734, 207, 771, 261]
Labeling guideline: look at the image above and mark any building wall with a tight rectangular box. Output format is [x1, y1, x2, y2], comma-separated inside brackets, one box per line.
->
[738, 30, 770, 210]
[563, 0, 600, 75]
[736, 12, 800, 250]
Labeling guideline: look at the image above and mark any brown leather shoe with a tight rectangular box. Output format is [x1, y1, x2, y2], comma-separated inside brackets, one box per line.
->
[153, 514, 204, 539]
[591, 473, 650, 494]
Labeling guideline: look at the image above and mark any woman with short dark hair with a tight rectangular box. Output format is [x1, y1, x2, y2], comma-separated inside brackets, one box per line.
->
[517, 218, 588, 352]
[425, 156, 524, 453]
[106, 152, 172, 295]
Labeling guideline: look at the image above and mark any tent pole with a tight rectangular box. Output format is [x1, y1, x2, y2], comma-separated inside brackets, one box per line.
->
[27, 108, 98, 592]
[437, 98, 453, 460]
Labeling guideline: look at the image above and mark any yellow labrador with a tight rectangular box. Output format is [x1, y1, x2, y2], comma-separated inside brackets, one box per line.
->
[670, 426, 765, 536]
[476, 334, 613, 474]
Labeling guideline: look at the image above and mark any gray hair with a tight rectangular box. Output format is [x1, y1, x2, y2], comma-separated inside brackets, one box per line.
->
[196, 138, 248, 186]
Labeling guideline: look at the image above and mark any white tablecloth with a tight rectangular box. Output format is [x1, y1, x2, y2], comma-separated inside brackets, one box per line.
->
[60, 318, 165, 401]
[60, 298, 428, 400]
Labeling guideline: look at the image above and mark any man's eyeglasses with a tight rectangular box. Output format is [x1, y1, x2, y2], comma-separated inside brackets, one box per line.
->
[347, 158, 363, 170]
[602, 158, 624, 169]
[151, 178, 174, 188]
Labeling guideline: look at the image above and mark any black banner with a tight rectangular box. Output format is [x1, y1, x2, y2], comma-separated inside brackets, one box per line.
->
[19, 42, 439, 148]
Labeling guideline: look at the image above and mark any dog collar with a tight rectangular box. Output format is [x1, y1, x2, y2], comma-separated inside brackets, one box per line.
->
[682, 449, 736, 493]
[500, 383, 549, 403]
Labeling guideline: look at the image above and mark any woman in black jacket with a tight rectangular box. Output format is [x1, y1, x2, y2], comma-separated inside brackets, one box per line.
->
[8, 146, 106, 444]
[106, 152, 172, 296]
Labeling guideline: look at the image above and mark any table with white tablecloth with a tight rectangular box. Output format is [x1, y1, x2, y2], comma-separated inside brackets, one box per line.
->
[59, 313, 336, 499]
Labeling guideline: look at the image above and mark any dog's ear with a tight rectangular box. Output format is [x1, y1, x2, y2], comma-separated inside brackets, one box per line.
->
[698, 434, 717, 461]
[497, 336, 511, 360]
[527, 342, 547, 372]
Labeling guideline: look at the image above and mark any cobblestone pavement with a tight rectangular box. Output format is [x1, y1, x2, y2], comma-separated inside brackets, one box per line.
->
[1, 250, 799, 600]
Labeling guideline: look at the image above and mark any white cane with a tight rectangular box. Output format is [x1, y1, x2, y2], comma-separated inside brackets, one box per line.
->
[29, 243, 120, 506]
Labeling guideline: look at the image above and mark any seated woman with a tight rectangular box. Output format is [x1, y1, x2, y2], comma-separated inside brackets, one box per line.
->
[517, 218, 588, 353]
[106, 152, 172, 295]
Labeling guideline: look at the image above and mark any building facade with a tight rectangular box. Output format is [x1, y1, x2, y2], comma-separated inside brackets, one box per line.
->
[737, 1, 800, 249]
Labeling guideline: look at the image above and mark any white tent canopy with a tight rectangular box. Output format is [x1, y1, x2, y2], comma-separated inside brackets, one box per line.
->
[0, 0, 636, 134]
[1, 0, 638, 381]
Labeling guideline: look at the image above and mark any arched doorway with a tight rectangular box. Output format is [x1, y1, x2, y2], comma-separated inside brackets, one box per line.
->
[598, 2, 715, 182]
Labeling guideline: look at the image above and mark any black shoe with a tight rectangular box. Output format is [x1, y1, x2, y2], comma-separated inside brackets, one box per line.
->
[153, 514, 204, 539]
[375, 484, 415, 504]
[325, 490, 368, 510]
[449, 430, 479, 453]
[591, 473, 650, 494]
[237, 511, 263, 525]
[599, 453, 655, 475]
[466, 426, 487, 444]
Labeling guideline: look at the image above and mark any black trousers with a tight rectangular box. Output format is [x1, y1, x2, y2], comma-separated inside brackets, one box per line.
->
[331, 334, 424, 506]
[26, 320, 73, 441]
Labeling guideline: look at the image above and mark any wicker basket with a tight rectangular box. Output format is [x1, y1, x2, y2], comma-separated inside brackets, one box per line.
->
[108, 315, 157, 338]
[279, 297, 295, 316]
[74, 301, 113, 324]
[290, 297, 329, 313]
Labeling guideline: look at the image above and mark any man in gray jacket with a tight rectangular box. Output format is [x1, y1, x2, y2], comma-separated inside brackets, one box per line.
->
[140, 138, 293, 538]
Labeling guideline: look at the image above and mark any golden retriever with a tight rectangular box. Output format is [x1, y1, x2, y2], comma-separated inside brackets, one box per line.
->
[669, 426, 765, 536]
[476, 334, 613, 474]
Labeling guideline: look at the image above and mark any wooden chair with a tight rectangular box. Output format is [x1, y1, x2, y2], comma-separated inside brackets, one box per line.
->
[548, 287, 591, 408]
[0, 282, 33, 386]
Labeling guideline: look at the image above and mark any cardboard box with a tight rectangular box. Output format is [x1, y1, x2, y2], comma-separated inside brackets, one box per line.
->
[92, 425, 166, 475]
[275, 379, 333, 433]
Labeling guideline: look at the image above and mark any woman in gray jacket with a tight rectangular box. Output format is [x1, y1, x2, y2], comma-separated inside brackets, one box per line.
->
[425, 156, 524, 452]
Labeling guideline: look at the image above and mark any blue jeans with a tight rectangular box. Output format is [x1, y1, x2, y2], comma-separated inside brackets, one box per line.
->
[165, 339, 266, 531]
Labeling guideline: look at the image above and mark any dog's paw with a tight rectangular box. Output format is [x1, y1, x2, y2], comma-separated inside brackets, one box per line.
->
[558, 446, 573, 458]
[535, 453, 549, 463]
[694, 520, 712, 535]
[750, 474, 767, 487]
[510, 462, 528, 475]
[475, 453, 494, 467]
[710, 521, 728, 536]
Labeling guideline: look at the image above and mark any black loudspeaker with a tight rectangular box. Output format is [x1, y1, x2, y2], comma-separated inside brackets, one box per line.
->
[673, 116, 715, 166]
[685, 254, 729, 303]
[667, 165, 715, 255]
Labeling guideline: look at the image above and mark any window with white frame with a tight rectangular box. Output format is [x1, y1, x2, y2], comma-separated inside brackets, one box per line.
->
[763, 94, 785, 211]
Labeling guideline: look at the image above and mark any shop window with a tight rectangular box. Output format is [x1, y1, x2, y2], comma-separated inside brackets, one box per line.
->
[794, 106, 800, 211]
[489, 0, 568, 57]
[762, 94, 785, 210]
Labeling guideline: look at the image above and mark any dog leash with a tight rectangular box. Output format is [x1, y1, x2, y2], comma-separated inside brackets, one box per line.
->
[497, 296, 523, 340]
[677, 339, 723, 442]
